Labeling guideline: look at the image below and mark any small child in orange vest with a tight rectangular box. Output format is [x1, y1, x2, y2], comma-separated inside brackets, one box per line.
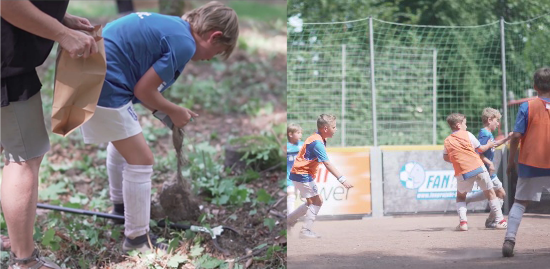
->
[503, 67, 550, 257]
[443, 113, 507, 231]
[286, 114, 353, 239]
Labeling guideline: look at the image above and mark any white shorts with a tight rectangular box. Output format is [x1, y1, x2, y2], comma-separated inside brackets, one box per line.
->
[491, 175, 503, 189]
[80, 101, 142, 144]
[294, 181, 319, 199]
[515, 176, 550, 202]
[457, 170, 493, 194]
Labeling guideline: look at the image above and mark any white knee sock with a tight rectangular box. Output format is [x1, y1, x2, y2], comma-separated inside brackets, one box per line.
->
[487, 198, 504, 221]
[123, 164, 153, 238]
[465, 191, 486, 204]
[287, 193, 296, 214]
[505, 203, 526, 241]
[456, 202, 467, 222]
[488, 198, 504, 222]
[287, 203, 308, 224]
[302, 204, 321, 231]
[107, 143, 127, 204]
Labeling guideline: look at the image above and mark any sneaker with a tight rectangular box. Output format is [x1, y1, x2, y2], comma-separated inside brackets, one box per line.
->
[456, 221, 468, 231]
[299, 229, 321, 239]
[502, 239, 515, 257]
[495, 219, 508, 229]
[485, 218, 496, 229]
[122, 233, 169, 255]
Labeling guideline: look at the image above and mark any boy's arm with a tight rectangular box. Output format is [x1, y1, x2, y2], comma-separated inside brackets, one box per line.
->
[507, 132, 522, 175]
[134, 67, 198, 128]
[322, 161, 353, 189]
[494, 132, 513, 147]
[480, 155, 495, 175]
[443, 153, 451, 163]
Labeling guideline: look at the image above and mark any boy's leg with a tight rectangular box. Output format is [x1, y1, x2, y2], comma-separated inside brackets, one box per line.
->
[107, 142, 127, 217]
[111, 134, 155, 242]
[302, 195, 323, 232]
[487, 187, 506, 223]
[287, 183, 296, 214]
[287, 181, 316, 227]
[503, 176, 549, 257]
[465, 191, 486, 204]
[455, 191, 468, 231]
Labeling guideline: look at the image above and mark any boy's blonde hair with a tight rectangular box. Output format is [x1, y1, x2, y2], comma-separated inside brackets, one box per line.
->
[182, 1, 239, 59]
[446, 113, 465, 130]
[287, 123, 302, 138]
[317, 114, 336, 129]
[481, 107, 501, 125]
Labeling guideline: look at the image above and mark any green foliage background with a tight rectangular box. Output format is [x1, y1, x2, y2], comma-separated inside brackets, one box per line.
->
[287, 0, 550, 146]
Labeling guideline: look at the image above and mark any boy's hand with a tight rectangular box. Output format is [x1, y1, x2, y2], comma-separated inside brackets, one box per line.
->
[486, 139, 495, 149]
[342, 181, 354, 189]
[169, 106, 199, 128]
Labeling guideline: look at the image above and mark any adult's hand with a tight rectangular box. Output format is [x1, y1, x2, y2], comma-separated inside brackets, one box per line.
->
[57, 28, 98, 59]
[62, 13, 94, 31]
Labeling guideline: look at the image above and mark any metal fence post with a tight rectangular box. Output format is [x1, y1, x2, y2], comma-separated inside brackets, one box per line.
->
[433, 48, 438, 145]
[500, 17, 510, 214]
[369, 17, 378, 147]
[342, 44, 346, 147]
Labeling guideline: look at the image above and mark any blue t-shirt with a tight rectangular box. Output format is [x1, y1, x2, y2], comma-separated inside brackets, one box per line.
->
[287, 140, 304, 180]
[478, 128, 497, 178]
[513, 97, 550, 178]
[289, 137, 329, 183]
[98, 12, 196, 108]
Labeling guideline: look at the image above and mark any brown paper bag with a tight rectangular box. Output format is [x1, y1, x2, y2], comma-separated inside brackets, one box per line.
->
[51, 25, 106, 137]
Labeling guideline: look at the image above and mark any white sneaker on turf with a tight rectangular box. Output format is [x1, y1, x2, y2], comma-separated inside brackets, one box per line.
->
[299, 229, 321, 239]
[495, 219, 507, 229]
[456, 221, 468, 231]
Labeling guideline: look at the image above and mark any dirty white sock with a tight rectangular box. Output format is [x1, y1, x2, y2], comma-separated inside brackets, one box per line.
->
[489, 198, 504, 222]
[456, 202, 467, 222]
[465, 191, 486, 204]
[302, 204, 321, 231]
[505, 203, 526, 241]
[107, 143, 127, 204]
[487, 198, 504, 221]
[123, 164, 153, 238]
[288, 203, 307, 224]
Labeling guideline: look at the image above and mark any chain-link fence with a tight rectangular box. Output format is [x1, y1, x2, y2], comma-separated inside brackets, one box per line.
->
[287, 14, 550, 147]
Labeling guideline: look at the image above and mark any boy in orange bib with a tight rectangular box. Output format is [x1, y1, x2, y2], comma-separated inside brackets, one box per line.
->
[443, 113, 507, 231]
[502, 67, 550, 257]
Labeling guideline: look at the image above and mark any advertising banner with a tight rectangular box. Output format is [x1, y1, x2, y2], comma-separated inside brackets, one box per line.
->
[294, 147, 372, 216]
[382, 146, 500, 214]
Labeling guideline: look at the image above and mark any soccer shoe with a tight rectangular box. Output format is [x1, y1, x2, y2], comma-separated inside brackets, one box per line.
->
[299, 229, 321, 239]
[495, 219, 508, 229]
[485, 218, 496, 229]
[456, 221, 468, 231]
[502, 239, 515, 257]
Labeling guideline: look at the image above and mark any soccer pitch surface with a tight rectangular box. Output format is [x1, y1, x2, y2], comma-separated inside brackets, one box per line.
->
[287, 214, 550, 269]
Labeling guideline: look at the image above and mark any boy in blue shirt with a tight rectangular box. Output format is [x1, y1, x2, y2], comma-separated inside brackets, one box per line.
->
[80, 1, 239, 254]
[465, 108, 511, 228]
[287, 123, 303, 214]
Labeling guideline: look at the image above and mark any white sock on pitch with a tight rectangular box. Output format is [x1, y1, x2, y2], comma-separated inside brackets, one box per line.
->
[465, 191, 486, 204]
[456, 202, 467, 222]
[505, 203, 526, 241]
[287, 193, 296, 214]
[288, 203, 308, 224]
[489, 198, 504, 222]
[107, 143, 127, 204]
[487, 198, 504, 221]
[123, 164, 153, 238]
[302, 204, 321, 231]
